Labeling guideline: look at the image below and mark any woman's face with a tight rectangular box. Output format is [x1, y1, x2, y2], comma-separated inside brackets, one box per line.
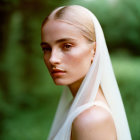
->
[41, 20, 95, 86]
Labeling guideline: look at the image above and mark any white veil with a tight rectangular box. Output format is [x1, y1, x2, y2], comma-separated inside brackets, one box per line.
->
[47, 5, 131, 140]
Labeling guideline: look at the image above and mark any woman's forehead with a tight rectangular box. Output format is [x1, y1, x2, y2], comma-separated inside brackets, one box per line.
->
[41, 20, 87, 42]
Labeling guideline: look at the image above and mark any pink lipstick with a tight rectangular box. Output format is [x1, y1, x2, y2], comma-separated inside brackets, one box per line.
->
[51, 68, 66, 77]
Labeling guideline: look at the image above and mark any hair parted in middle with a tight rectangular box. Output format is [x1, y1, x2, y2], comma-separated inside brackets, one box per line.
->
[42, 5, 96, 43]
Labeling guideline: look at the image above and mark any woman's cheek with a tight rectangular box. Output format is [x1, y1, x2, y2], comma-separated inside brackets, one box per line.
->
[64, 53, 80, 67]
[66, 48, 83, 60]
[65, 48, 90, 66]
[44, 55, 51, 71]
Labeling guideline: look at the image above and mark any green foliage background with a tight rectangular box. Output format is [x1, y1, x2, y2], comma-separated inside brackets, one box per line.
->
[0, 0, 140, 139]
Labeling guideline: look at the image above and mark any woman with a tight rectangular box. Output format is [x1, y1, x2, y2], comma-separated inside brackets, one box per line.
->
[41, 5, 131, 140]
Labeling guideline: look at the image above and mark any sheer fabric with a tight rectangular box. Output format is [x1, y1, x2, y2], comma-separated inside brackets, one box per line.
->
[47, 5, 131, 140]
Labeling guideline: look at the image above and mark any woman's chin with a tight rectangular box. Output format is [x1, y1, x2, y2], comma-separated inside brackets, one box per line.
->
[53, 79, 68, 86]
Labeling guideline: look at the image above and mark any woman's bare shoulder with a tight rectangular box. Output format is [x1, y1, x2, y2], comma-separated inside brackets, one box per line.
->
[71, 105, 117, 140]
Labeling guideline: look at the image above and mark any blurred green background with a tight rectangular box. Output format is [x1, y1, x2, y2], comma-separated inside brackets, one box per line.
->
[0, 0, 140, 139]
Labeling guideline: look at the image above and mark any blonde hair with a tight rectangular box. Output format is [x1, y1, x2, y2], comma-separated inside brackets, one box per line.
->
[42, 5, 96, 42]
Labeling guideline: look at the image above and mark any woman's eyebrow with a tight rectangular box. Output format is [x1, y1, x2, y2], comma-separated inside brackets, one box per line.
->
[55, 38, 76, 43]
[40, 42, 48, 46]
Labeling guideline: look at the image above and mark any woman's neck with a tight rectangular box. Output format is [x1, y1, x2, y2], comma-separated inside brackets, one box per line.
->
[68, 77, 85, 97]
[69, 82, 107, 103]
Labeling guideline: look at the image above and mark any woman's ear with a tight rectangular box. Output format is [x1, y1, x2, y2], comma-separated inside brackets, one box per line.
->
[91, 42, 96, 63]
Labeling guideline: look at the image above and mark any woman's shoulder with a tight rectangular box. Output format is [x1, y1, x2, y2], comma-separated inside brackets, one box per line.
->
[71, 104, 117, 140]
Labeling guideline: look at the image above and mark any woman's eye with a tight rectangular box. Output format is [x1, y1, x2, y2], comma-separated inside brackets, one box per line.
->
[63, 43, 73, 49]
[42, 47, 52, 52]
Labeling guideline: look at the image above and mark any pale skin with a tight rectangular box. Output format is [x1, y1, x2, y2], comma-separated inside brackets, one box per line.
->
[41, 20, 117, 140]
[71, 87, 117, 140]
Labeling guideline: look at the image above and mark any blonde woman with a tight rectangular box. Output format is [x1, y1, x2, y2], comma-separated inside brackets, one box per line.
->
[41, 5, 131, 140]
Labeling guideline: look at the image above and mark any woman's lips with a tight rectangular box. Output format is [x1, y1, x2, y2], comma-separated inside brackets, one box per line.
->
[51, 68, 66, 77]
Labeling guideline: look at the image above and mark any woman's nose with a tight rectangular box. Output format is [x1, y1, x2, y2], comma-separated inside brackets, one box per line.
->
[49, 49, 61, 65]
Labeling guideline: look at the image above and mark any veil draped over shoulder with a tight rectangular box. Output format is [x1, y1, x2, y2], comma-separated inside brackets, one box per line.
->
[47, 5, 131, 140]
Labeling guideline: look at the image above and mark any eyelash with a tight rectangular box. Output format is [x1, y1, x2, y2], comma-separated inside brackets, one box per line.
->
[42, 47, 51, 52]
[62, 43, 73, 50]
